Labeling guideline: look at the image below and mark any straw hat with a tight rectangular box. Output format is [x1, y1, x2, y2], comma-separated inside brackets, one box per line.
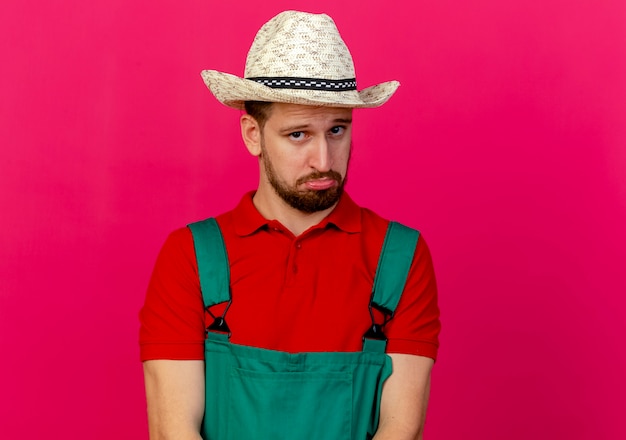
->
[201, 11, 400, 109]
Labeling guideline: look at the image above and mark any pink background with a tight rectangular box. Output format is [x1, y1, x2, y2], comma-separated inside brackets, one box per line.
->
[1, 0, 625, 438]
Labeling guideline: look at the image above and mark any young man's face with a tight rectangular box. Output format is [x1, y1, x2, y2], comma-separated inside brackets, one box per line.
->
[256, 103, 353, 213]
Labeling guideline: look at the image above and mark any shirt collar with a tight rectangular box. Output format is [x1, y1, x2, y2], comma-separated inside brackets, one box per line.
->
[232, 191, 362, 236]
[319, 192, 361, 233]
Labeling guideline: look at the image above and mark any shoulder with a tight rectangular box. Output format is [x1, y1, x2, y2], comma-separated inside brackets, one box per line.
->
[359, 206, 423, 251]
[157, 226, 196, 262]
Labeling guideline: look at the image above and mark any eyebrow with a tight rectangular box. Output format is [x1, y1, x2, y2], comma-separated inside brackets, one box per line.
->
[280, 118, 353, 133]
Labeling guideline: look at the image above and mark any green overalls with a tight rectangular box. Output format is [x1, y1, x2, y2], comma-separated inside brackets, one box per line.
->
[188, 218, 419, 440]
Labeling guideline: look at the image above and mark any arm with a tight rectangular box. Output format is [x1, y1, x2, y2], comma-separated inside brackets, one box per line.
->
[373, 353, 434, 440]
[143, 360, 205, 440]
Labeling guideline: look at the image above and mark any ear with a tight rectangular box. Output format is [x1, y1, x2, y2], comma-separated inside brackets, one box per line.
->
[240, 114, 262, 157]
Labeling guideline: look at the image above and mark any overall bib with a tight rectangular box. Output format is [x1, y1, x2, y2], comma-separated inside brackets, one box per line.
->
[189, 219, 419, 440]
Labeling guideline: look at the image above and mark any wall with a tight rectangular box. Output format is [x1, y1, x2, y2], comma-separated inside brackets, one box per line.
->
[1, 0, 624, 438]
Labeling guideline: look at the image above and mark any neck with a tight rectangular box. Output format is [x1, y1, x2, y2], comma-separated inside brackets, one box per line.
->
[252, 187, 336, 236]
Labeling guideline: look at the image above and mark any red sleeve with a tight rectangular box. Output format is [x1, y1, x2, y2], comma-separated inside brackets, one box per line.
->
[385, 235, 441, 360]
[139, 227, 205, 361]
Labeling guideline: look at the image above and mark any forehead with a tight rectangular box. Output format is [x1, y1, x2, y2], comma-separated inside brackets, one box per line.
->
[267, 103, 353, 125]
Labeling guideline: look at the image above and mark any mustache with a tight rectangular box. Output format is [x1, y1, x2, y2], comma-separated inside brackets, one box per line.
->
[296, 170, 343, 186]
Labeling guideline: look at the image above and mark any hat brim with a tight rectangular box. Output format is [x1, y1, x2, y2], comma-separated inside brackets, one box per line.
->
[201, 70, 400, 110]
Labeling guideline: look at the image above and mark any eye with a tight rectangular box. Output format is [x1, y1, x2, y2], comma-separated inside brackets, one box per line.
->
[289, 131, 305, 140]
[329, 126, 345, 136]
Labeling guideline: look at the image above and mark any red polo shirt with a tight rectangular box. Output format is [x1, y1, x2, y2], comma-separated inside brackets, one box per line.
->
[139, 192, 440, 361]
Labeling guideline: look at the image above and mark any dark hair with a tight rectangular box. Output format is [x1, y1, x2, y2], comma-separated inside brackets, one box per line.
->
[244, 101, 274, 129]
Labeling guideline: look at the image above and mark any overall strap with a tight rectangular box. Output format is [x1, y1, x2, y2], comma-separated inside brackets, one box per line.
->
[188, 218, 231, 308]
[372, 221, 420, 314]
[363, 221, 420, 353]
[188, 218, 232, 340]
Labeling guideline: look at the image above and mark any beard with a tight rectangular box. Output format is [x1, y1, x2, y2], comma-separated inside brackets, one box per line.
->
[260, 139, 348, 213]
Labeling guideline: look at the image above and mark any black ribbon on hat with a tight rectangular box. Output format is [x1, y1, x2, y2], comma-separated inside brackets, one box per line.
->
[247, 77, 357, 91]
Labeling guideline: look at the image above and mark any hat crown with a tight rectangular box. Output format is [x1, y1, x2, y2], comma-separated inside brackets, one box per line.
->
[244, 11, 356, 80]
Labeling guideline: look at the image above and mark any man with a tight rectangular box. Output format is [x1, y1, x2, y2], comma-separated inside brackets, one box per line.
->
[140, 10, 440, 440]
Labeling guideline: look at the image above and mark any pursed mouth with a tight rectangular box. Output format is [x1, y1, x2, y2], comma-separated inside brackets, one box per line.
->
[296, 170, 342, 187]
[303, 178, 338, 191]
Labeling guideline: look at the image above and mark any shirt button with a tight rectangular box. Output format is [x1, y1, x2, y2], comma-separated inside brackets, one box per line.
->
[296, 242, 302, 249]
[292, 264, 298, 274]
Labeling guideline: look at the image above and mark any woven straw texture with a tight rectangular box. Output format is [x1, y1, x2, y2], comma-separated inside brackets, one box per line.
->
[201, 11, 399, 109]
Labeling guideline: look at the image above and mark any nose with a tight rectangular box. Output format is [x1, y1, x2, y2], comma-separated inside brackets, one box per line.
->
[309, 137, 331, 172]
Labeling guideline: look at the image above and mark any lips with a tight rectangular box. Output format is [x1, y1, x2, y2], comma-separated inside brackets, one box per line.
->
[304, 178, 337, 190]
[297, 170, 343, 191]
